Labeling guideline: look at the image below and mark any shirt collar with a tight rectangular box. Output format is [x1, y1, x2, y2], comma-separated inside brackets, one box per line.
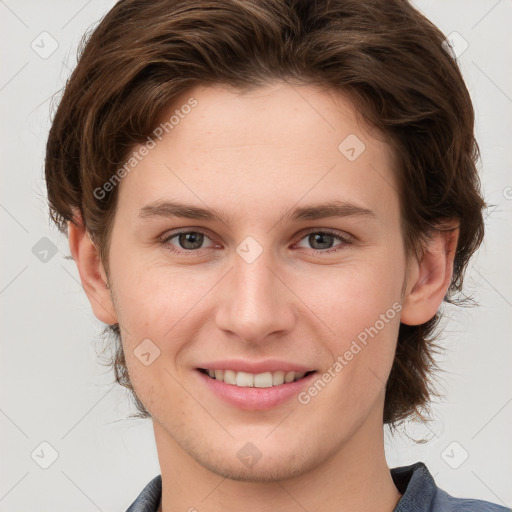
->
[391, 462, 436, 511]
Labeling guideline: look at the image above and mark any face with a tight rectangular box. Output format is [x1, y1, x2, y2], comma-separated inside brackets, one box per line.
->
[88, 82, 413, 480]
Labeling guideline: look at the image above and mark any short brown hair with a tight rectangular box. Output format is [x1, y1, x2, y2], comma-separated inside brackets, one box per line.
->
[45, 0, 485, 426]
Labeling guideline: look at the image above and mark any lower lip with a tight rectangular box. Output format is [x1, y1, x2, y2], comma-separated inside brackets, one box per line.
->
[196, 370, 317, 410]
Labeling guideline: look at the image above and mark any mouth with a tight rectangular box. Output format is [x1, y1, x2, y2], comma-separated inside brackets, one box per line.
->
[197, 368, 317, 388]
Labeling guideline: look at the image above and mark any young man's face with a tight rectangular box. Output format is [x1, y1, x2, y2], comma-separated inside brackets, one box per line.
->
[74, 82, 445, 481]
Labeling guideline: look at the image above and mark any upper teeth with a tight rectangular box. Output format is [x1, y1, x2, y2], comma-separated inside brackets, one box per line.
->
[206, 369, 307, 388]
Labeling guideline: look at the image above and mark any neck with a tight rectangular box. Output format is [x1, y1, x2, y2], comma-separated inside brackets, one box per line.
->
[153, 406, 401, 512]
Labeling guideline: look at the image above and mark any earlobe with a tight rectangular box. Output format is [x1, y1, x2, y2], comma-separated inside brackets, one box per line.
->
[67, 212, 118, 325]
[400, 224, 459, 326]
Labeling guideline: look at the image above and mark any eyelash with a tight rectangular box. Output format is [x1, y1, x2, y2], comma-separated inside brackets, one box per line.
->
[159, 228, 352, 256]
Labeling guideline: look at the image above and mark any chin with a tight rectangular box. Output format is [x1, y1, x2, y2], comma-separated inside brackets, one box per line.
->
[202, 458, 311, 483]
[190, 445, 318, 483]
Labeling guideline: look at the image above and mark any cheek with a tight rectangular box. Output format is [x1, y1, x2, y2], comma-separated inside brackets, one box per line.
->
[314, 251, 404, 334]
[309, 250, 404, 396]
[306, 292, 401, 431]
[110, 253, 209, 334]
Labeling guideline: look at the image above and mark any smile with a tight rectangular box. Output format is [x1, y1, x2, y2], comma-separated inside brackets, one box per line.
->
[199, 368, 315, 388]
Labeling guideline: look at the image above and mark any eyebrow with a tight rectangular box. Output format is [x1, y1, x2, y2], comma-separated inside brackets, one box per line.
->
[138, 199, 375, 224]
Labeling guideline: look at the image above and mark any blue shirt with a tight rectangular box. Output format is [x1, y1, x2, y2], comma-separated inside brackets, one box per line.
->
[125, 461, 510, 511]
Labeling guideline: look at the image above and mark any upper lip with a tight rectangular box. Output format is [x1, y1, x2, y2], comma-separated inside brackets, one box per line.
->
[197, 359, 315, 374]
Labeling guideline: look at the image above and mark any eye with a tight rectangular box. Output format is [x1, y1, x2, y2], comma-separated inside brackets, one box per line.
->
[295, 229, 352, 254]
[160, 228, 352, 256]
[160, 230, 216, 254]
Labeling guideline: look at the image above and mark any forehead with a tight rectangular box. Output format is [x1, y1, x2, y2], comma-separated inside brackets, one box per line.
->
[115, 82, 398, 224]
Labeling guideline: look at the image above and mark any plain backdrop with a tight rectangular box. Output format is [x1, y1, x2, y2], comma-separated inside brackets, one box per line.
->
[1, 1, 511, 510]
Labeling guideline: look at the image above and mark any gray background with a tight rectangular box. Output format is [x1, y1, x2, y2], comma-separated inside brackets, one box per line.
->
[0, 0, 511, 510]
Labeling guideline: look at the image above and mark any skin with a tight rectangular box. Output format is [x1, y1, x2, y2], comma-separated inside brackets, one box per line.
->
[69, 82, 458, 511]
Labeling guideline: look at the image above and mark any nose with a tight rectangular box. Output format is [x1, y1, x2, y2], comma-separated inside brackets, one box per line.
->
[214, 249, 296, 346]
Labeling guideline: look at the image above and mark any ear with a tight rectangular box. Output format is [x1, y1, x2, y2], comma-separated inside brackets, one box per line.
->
[400, 222, 459, 326]
[67, 211, 118, 325]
